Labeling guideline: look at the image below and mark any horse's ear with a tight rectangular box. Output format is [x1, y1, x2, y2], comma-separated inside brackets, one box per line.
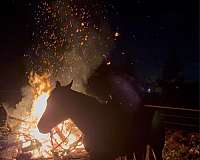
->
[56, 81, 61, 88]
[66, 80, 73, 89]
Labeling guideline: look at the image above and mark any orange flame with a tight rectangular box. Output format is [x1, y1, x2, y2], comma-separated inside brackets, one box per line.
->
[17, 72, 86, 158]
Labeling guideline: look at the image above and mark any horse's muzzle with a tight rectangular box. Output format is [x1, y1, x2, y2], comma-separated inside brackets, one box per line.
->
[37, 120, 51, 134]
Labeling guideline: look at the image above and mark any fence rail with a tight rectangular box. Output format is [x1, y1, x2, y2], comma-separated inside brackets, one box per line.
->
[144, 105, 200, 131]
[144, 104, 200, 112]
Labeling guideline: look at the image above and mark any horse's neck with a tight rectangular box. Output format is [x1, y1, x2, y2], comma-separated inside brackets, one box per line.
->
[63, 90, 100, 116]
[62, 90, 103, 131]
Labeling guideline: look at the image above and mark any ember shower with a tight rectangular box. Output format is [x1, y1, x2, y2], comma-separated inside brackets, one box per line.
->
[4, 0, 116, 159]
[27, 0, 115, 91]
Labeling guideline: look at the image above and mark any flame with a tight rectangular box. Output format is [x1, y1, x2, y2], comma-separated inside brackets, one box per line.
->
[17, 72, 86, 158]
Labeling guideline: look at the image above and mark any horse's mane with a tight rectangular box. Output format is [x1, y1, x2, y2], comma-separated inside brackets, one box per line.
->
[69, 89, 103, 107]
[53, 87, 104, 112]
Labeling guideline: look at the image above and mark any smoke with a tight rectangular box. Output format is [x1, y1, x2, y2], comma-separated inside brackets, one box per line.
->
[6, 86, 34, 128]
[26, 0, 115, 92]
[0, 86, 34, 159]
[54, 23, 113, 92]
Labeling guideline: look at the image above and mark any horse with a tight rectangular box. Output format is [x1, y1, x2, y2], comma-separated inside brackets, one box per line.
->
[37, 81, 165, 160]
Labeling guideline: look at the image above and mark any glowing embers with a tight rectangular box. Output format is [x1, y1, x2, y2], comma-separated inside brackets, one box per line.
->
[50, 120, 86, 158]
[16, 73, 86, 158]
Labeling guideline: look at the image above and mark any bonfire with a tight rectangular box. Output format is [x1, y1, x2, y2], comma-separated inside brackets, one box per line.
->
[1, 72, 87, 159]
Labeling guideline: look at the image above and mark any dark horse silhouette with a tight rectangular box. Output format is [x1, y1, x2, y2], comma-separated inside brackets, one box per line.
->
[38, 81, 164, 160]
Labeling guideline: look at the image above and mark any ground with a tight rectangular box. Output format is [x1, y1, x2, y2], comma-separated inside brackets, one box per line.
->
[163, 129, 200, 160]
[0, 128, 200, 159]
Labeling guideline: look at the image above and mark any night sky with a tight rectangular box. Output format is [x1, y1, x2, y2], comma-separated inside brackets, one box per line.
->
[0, 0, 198, 92]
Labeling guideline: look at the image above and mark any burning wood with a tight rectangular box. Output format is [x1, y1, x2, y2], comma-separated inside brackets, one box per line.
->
[0, 72, 87, 159]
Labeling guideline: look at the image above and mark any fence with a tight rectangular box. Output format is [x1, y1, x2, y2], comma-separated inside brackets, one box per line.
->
[144, 105, 200, 131]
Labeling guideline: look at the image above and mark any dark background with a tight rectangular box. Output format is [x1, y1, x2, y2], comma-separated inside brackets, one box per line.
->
[0, 0, 198, 106]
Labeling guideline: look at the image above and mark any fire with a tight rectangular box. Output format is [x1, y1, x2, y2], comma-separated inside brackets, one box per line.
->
[16, 72, 86, 158]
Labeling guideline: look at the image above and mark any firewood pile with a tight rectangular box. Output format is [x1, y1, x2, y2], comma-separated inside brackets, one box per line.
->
[0, 117, 88, 160]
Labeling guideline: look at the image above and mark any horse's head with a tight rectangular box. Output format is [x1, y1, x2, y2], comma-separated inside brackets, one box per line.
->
[37, 80, 73, 134]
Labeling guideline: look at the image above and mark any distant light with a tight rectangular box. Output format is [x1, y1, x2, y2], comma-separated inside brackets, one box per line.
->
[114, 32, 120, 37]
[147, 88, 151, 93]
[106, 61, 111, 66]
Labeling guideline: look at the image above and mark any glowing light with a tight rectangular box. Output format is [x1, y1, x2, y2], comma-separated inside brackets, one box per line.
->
[16, 73, 86, 158]
[115, 32, 120, 37]
[106, 61, 111, 65]
[31, 92, 49, 119]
